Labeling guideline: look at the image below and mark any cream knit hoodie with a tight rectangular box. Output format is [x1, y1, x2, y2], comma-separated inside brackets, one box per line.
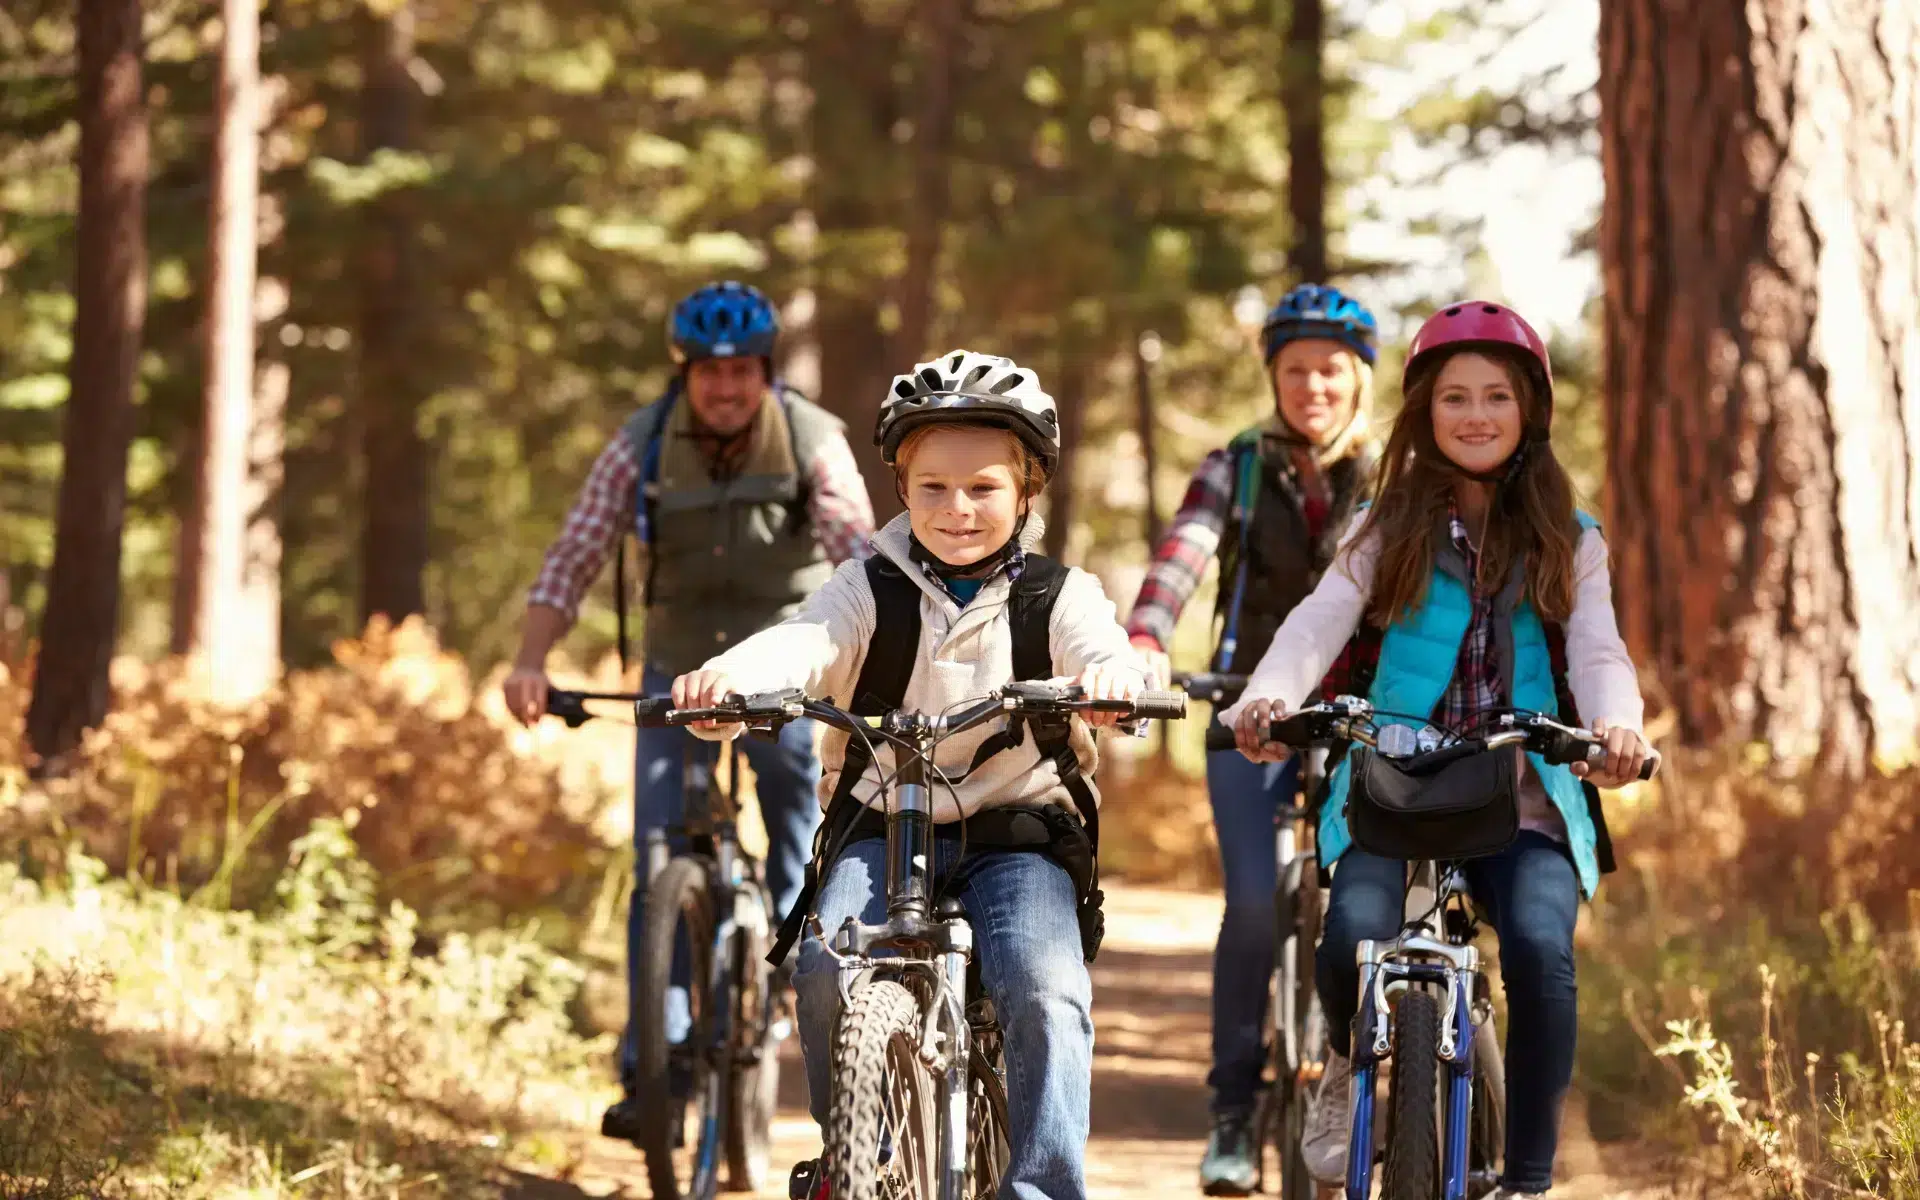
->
[691, 513, 1150, 823]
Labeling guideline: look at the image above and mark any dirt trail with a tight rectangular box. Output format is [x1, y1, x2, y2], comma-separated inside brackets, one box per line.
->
[511, 884, 1659, 1199]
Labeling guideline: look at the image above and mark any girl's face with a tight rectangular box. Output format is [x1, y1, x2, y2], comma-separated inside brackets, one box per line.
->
[1271, 338, 1360, 446]
[901, 426, 1025, 566]
[1430, 352, 1524, 476]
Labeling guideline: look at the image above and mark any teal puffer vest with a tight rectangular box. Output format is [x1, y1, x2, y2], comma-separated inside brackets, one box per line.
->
[1320, 511, 1605, 896]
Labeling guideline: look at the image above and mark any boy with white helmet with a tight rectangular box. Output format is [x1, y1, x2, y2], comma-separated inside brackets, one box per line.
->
[675, 350, 1150, 1200]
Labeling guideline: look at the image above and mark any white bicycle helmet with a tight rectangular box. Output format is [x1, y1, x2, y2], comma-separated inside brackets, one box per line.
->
[876, 350, 1062, 476]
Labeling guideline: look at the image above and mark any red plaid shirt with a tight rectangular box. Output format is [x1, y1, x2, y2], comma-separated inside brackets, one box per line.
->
[1124, 449, 1235, 650]
[1433, 506, 1503, 734]
[527, 422, 875, 623]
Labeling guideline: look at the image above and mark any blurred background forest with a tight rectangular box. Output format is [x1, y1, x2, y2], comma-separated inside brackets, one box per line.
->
[4, 0, 1920, 1196]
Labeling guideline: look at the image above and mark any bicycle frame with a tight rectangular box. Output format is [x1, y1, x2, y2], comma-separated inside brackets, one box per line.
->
[824, 710, 979, 1200]
[1344, 858, 1484, 1200]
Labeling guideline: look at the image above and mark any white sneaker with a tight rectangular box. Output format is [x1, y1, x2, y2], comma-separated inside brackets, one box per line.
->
[1301, 1049, 1355, 1184]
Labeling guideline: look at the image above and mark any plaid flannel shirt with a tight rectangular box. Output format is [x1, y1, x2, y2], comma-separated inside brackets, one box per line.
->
[1433, 505, 1502, 732]
[1124, 449, 1234, 650]
[527, 419, 875, 623]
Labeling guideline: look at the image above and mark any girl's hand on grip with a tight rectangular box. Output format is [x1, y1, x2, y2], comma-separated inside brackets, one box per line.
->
[1234, 697, 1294, 764]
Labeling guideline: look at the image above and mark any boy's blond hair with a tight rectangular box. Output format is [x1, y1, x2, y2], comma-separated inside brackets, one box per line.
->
[892, 423, 1049, 504]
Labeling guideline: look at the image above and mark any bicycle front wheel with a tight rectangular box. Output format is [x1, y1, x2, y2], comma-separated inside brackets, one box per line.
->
[1468, 1016, 1506, 1198]
[1381, 986, 1444, 1200]
[827, 979, 939, 1200]
[723, 890, 781, 1193]
[635, 856, 719, 1200]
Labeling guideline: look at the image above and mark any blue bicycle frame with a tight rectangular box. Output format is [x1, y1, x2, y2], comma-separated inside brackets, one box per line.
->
[1343, 861, 1487, 1200]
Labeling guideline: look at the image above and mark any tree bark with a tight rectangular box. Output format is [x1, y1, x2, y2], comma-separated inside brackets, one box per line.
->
[1043, 352, 1089, 562]
[179, 0, 280, 702]
[25, 0, 148, 767]
[892, 0, 963, 371]
[1282, 0, 1328, 283]
[1598, 0, 1920, 775]
[1133, 330, 1164, 550]
[806, 1, 902, 520]
[355, 0, 429, 624]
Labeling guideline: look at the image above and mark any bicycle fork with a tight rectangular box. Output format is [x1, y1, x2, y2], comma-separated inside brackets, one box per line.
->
[1344, 936, 1483, 1200]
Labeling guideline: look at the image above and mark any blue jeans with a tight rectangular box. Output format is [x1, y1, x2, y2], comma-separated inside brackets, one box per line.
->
[622, 665, 824, 1091]
[796, 837, 1093, 1200]
[1204, 746, 1303, 1115]
[1317, 832, 1579, 1195]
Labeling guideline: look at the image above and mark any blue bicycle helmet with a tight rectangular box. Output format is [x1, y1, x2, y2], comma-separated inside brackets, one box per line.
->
[1259, 283, 1378, 365]
[668, 281, 780, 365]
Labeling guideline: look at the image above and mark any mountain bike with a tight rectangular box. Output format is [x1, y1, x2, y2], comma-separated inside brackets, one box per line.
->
[1177, 670, 1326, 1198]
[546, 689, 784, 1200]
[635, 681, 1186, 1200]
[1262, 697, 1655, 1200]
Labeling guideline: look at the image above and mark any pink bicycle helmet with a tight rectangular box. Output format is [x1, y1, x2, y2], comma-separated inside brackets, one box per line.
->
[1406, 301, 1553, 425]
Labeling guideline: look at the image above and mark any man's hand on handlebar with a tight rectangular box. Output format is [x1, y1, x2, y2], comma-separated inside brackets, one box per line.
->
[1075, 661, 1145, 728]
[1233, 696, 1294, 764]
[1570, 720, 1652, 789]
[503, 667, 549, 728]
[672, 669, 738, 731]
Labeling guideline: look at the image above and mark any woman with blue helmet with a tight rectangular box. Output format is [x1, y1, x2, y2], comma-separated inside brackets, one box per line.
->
[1123, 282, 1382, 1194]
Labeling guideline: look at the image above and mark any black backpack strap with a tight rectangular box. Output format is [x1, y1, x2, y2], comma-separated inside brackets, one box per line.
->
[769, 556, 923, 965]
[1544, 618, 1616, 876]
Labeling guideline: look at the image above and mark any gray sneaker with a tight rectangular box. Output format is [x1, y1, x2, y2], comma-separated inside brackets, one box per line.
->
[1301, 1049, 1355, 1184]
[1199, 1110, 1259, 1196]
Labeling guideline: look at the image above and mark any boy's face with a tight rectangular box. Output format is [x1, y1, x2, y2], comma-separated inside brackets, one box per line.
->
[900, 426, 1024, 567]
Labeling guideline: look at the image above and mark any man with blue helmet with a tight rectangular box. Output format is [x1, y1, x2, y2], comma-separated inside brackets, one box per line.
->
[1124, 282, 1381, 1194]
[505, 280, 876, 1142]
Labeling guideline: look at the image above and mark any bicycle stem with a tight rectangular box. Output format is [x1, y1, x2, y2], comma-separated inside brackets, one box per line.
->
[885, 713, 939, 923]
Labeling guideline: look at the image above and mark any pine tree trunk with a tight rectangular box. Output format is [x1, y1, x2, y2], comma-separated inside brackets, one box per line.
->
[26, 0, 149, 767]
[355, 0, 429, 624]
[893, 0, 962, 370]
[180, 0, 279, 702]
[1282, 0, 1328, 283]
[1598, 0, 1920, 775]
[1043, 353, 1089, 562]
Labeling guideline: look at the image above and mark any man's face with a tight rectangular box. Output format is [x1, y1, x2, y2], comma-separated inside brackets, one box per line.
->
[684, 356, 770, 436]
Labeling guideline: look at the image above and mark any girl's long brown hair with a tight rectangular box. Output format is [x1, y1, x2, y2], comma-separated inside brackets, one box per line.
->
[1348, 346, 1579, 628]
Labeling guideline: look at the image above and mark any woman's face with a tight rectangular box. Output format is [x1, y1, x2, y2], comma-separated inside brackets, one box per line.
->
[1430, 351, 1524, 476]
[901, 426, 1024, 566]
[1271, 338, 1360, 446]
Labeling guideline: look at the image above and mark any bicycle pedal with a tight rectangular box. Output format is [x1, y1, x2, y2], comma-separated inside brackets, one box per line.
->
[788, 1159, 822, 1200]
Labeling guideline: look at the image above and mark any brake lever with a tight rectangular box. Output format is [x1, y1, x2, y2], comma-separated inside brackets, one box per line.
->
[545, 690, 592, 729]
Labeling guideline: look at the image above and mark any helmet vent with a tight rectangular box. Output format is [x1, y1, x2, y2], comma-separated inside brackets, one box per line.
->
[1481, 304, 1501, 315]
[963, 363, 993, 386]
[988, 372, 1026, 395]
[1444, 305, 1462, 316]
[894, 379, 917, 398]
[919, 367, 945, 391]
[948, 353, 966, 372]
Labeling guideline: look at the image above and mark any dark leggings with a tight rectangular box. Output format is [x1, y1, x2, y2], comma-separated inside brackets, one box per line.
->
[1316, 832, 1579, 1195]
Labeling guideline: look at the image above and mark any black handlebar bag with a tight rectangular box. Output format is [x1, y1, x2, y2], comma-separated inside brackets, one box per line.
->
[1345, 745, 1521, 862]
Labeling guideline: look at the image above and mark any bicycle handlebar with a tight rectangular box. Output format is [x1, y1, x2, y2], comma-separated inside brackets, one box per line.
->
[545, 683, 1188, 735]
[1170, 671, 1248, 705]
[1264, 697, 1658, 781]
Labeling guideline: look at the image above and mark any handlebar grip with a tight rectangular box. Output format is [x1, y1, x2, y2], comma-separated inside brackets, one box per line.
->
[632, 697, 675, 727]
[1580, 741, 1660, 781]
[544, 689, 591, 728]
[1205, 723, 1238, 753]
[1129, 691, 1187, 721]
[1268, 712, 1324, 748]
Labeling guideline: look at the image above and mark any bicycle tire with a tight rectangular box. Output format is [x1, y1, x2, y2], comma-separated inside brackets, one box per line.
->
[1382, 987, 1444, 1200]
[966, 1044, 1011, 1199]
[1468, 1017, 1506, 1198]
[1269, 855, 1325, 1198]
[723, 890, 780, 1192]
[635, 856, 719, 1200]
[827, 979, 939, 1200]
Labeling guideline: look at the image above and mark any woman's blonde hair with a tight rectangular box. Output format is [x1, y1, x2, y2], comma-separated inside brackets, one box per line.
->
[891, 423, 1049, 505]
